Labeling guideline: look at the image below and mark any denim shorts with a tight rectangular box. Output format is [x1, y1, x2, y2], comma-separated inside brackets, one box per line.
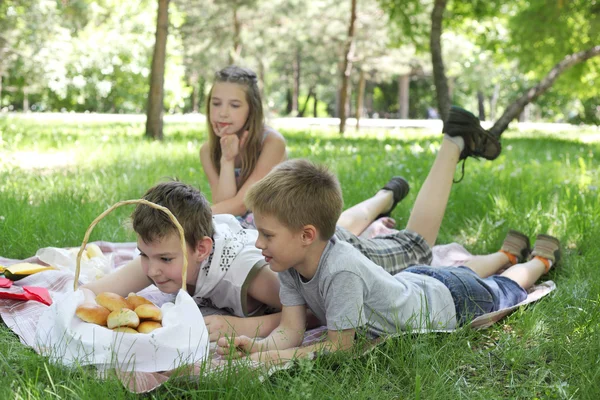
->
[404, 266, 528, 325]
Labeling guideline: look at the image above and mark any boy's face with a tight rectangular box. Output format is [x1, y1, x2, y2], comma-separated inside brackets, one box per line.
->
[209, 82, 250, 136]
[253, 212, 306, 273]
[137, 233, 201, 294]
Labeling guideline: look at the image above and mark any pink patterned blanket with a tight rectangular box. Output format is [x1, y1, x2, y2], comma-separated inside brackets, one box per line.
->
[0, 241, 555, 393]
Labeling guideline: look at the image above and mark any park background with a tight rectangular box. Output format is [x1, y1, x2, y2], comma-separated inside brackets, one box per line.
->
[1, 0, 599, 132]
[1, 0, 600, 399]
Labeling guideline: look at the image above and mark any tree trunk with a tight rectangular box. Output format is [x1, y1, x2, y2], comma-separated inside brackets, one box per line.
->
[299, 85, 315, 117]
[355, 69, 366, 129]
[477, 90, 486, 120]
[489, 84, 499, 120]
[257, 58, 265, 100]
[490, 45, 600, 137]
[292, 47, 300, 115]
[145, 0, 169, 140]
[338, 0, 357, 134]
[430, 0, 450, 122]
[286, 88, 293, 115]
[230, 8, 242, 65]
[313, 91, 318, 117]
[189, 73, 199, 113]
[23, 88, 29, 112]
[346, 80, 352, 117]
[398, 74, 409, 119]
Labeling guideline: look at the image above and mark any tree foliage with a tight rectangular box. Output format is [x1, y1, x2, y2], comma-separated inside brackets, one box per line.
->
[0, 0, 598, 124]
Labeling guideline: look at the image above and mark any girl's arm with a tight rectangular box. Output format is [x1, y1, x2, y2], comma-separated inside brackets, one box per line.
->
[209, 130, 287, 216]
[200, 142, 237, 203]
[81, 256, 153, 297]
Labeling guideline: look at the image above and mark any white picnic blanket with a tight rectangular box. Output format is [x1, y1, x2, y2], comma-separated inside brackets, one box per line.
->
[0, 240, 555, 393]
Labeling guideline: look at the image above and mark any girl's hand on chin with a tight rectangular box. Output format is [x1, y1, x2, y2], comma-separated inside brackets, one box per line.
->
[220, 134, 242, 161]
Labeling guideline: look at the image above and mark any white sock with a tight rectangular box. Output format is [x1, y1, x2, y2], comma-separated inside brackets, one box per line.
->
[444, 134, 465, 153]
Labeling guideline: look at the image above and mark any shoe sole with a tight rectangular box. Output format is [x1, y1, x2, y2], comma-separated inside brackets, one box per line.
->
[532, 234, 561, 265]
[505, 229, 531, 261]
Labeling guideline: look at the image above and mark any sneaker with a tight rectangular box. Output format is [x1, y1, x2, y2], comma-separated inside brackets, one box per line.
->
[531, 234, 561, 265]
[376, 177, 410, 220]
[443, 106, 501, 161]
[501, 229, 531, 263]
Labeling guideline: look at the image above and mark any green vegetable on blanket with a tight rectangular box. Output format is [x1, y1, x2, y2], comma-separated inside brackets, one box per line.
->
[1, 263, 56, 281]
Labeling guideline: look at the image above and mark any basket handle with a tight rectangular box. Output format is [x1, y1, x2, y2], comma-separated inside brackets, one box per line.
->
[74, 199, 188, 292]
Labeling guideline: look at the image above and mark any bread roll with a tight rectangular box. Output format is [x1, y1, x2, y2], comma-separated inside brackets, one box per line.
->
[126, 292, 154, 309]
[96, 292, 132, 312]
[107, 309, 140, 329]
[112, 327, 138, 334]
[137, 321, 162, 334]
[76, 304, 111, 326]
[134, 304, 162, 322]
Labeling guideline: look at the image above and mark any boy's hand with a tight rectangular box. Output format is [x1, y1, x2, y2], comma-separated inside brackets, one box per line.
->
[216, 335, 254, 358]
[204, 315, 241, 341]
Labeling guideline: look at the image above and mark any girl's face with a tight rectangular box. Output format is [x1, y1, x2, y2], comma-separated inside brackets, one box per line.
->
[209, 82, 250, 137]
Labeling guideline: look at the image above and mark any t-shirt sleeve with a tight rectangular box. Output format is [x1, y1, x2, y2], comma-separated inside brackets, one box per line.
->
[323, 271, 367, 331]
[278, 270, 306, 307]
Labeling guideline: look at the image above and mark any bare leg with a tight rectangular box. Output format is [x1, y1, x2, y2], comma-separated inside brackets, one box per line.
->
[501, 258, 546, 290]
[405, 138, 460, 247]
[337, 190, 393, 236]
[463, 252, 511, 278]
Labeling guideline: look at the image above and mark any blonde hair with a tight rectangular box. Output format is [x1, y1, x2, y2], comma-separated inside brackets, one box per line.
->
[245, 159, 343, 240]
[206, 65, 264, 189]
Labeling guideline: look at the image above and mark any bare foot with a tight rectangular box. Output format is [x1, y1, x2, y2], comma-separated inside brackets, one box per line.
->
[359, 217, 398, 239]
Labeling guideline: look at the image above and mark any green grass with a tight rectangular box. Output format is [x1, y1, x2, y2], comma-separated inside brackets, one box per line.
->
[1, 114, 599, 399]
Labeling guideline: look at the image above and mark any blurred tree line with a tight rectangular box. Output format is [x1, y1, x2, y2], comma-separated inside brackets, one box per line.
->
[0, 0, 598, 125]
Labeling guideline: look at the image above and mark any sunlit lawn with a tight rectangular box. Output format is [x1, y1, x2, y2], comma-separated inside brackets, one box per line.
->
[1, 114, 599, 399]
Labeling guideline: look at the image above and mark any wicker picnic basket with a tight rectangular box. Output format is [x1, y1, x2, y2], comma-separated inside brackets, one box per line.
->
[35, 199, 209, 373]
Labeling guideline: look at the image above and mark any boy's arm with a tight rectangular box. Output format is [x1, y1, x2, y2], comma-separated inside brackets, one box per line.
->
[204, 313, 282, 341]
[205, 308, 322, 342]
[248, 328, 356, 365]
[246, 265, 282, 309]
[216, 305, 306, 356]
[81, 256, 152, 297]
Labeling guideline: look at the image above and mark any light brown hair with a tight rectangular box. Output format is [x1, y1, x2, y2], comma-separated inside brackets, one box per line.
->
[206, 65, 264, 189]
[245, 159, 343, 240]
[132, 180, 214, 247]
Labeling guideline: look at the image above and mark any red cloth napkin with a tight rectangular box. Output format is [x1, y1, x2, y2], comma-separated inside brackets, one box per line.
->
[0, 277, 12, 288]
[0, 286, 52, 305]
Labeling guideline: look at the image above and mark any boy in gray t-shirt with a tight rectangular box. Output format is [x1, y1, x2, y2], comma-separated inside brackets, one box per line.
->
[216, 108, 558, 363]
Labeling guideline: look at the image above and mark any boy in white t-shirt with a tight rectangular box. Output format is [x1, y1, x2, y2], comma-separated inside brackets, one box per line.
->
[81, 181, 282, 323]
[216, 120, 559, 363]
